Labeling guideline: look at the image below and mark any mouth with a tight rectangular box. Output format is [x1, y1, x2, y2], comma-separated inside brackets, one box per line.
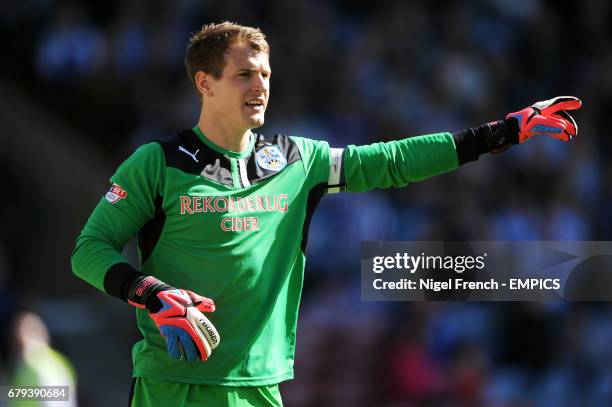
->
[244, 98, 265, 112]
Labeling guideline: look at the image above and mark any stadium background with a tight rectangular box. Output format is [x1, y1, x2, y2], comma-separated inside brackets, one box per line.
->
[1, 0, 611, 405]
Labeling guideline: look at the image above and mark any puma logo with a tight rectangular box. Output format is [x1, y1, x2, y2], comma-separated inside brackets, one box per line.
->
[179, 146, 200, 162]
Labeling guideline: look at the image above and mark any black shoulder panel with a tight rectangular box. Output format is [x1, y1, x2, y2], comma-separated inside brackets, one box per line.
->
[246, 134, 302, 184]
[157, 129, 233, 186]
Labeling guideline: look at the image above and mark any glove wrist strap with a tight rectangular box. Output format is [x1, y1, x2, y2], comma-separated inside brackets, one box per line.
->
[128, 275, 171, 312]
[453, 118, 519, 165]
[483, 119, 519, 153]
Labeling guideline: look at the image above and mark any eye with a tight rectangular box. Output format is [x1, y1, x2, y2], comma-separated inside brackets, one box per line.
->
[238, 72, 250, 78]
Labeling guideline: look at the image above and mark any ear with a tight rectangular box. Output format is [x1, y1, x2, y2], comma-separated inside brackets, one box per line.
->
[195, 71, 214, 98]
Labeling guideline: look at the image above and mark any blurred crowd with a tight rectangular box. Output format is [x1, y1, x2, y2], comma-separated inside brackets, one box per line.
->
[1, 0, 612, 405]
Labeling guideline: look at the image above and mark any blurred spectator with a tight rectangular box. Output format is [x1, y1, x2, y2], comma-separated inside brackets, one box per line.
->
[8, 312, 78, 407]
[35, 3, 107, 83]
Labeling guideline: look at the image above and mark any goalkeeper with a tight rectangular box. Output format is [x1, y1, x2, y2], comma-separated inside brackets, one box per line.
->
[71, 21, 581, 407]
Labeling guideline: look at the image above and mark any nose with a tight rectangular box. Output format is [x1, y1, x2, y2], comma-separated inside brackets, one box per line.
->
[251, 73, 268, 92]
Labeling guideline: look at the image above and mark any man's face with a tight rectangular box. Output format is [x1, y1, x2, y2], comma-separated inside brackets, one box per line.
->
[204, 42, 271, 131]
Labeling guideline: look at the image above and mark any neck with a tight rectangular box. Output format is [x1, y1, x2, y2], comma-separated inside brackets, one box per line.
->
[196, 110, 251, 153]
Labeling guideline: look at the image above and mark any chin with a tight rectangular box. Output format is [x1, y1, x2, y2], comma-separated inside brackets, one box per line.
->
[246, 114, 265, 129]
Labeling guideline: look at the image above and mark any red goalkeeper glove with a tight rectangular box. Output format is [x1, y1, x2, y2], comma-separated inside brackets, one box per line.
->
[506, 96, 582, 143]
[128, 276, 220, 362]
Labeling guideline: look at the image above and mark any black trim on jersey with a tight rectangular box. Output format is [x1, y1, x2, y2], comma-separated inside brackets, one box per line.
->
[103, 262, 142, 301]
[301, 183, 327, 252]
[157, 130, 302, 187]
[128, 377, 136, 407]
[245, 134, 302, 184]
[138, 195, 165, 264]
[157, 129, 233, 186]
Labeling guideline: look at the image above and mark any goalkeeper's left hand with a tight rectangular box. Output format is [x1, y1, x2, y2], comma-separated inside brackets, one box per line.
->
[506, 96, 582, 143]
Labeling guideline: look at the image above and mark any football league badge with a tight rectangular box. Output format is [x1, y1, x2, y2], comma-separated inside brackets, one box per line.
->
[105, 183, 128, 204]
[255, 145, 287, 172]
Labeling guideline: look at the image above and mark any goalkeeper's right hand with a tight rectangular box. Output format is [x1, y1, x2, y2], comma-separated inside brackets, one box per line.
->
[127, 276, 220, 362]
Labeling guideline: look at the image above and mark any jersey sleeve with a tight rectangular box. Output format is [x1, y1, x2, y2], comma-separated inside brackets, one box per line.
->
[343, 132, 459, 193]
[71, 142, 165, 292]
[289, 136, 337, 191]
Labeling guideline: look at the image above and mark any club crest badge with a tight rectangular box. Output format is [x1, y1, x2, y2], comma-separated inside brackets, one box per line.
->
[255, 145, 287, 172]
[105, 183, 128, 204]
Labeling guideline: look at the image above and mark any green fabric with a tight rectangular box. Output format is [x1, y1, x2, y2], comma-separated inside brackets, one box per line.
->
[72, 142, 165, 292]
[344, 132, 458, 192]
[72, 137, 329, 386]
[71, 131, 458, 386]
[131, 377, 283, 407]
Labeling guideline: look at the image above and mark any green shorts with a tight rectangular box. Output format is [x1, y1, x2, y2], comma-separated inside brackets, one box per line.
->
[129, 377, 284, 407]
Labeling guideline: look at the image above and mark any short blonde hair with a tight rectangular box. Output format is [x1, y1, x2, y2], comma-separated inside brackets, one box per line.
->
[184, 21, 270, 88]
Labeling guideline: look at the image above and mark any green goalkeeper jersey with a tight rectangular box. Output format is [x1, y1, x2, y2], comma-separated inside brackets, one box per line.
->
[71, 126, 458, 386]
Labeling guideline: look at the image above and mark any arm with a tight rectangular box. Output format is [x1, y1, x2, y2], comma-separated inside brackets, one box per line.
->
[71, 143, 163, 295]
[71, 142, 219, 361]
[343, 132, 458, 193]
[337, 96, 581, 193]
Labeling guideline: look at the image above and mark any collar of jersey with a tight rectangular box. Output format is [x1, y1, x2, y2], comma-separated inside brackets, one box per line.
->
[192, 126, 255, 159]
